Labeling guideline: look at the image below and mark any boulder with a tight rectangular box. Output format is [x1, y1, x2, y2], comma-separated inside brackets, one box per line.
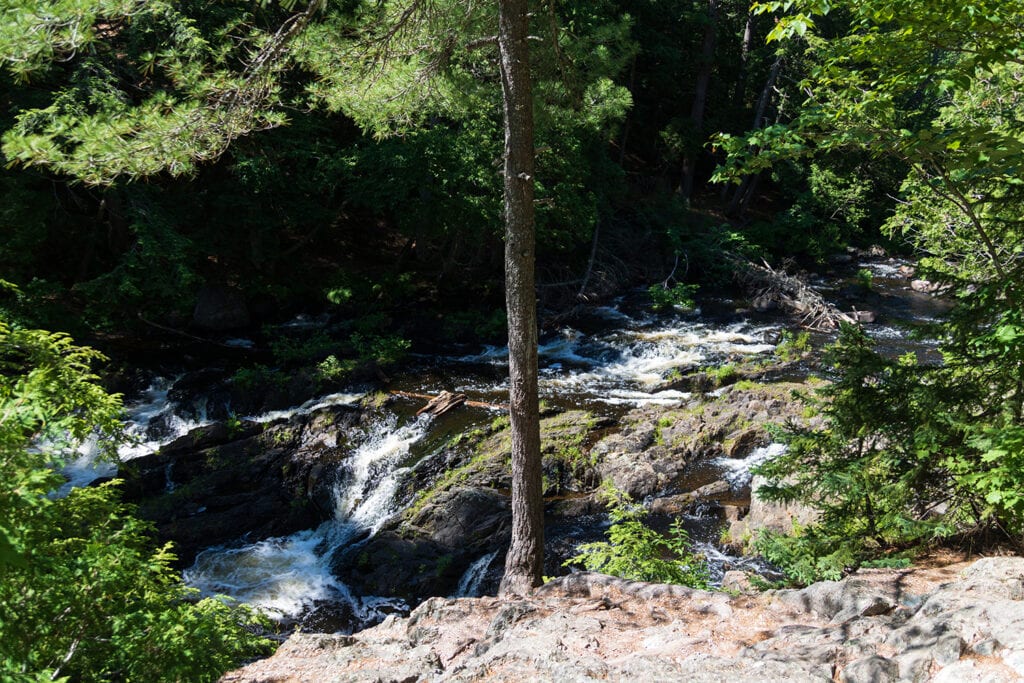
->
[335, 486, 511, 603]
[406, 486, 511, 550]
[849, 309, 877, 323]
[650, 480, 731, 515]
[911, 279, 945, 294]
[725, 473, 820, 551]
[722, 570, 757, 594]
[726, 427, 767, 458]
[592, 384, 811, 503]
[223, 558, 1024, 683]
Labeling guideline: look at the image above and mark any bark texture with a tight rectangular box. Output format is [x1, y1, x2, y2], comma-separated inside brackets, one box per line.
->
[497, 0, 543, 596]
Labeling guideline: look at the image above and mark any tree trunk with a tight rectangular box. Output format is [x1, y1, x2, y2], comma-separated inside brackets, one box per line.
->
[732, 12, 754, 109]
[497, 0, 543, 596]
[678, 0, 718, 201]
[727, 52, 783, 216]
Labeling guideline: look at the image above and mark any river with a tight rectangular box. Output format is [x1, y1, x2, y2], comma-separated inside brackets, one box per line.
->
[66, 256, 950, 632]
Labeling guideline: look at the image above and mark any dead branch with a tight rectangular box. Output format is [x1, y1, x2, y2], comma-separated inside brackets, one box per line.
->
[730, 255, 856, 331]
[390, 390, 508, 414]
[136, 314, 255, 350]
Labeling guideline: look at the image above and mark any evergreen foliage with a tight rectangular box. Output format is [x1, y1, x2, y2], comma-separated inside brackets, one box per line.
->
[0, 0, 1020, 614]
[729, 0, 1024, 583]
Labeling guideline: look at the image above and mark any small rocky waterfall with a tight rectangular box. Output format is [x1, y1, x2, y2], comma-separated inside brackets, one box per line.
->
[453, 550, 500, 598]
[171, 301, 789, 626]
[184, 413, 429, 622]
[715, 443, 788, 490]
[58, 377, 212, 497]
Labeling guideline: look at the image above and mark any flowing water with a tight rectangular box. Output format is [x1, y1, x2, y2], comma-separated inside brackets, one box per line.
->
[171, 296, 789, 628]
[184, 413, 427, 622]
[57, 377, 213, 497]
[452, 550, 500, 598]
[61, 258, 948, 631]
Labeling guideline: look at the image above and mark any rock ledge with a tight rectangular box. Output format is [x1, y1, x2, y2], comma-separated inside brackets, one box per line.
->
[223, 557, 1024, 682]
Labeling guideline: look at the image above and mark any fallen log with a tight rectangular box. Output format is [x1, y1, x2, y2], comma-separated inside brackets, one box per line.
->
[390, 390, 508, 415]
[730, 255, 856, 331]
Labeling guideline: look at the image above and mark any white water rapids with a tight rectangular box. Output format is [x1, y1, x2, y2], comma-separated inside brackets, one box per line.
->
[57, 377, 213, 497]
[177, 302, 784, 619]
[451, 305, 779, 407]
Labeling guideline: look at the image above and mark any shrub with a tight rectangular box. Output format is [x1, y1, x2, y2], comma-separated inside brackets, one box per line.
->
[0, 312, 274, 681]
[648, 282, 698, 312]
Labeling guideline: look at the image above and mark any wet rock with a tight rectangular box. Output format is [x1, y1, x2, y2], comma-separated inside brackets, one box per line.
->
[898, 265, 916, 278]
[591, 420, 663, 499]
[590, 383, 811, 503]
[332, 532, 463, 604]
[121, 404, 362, 564]
[548, 493, 604, 517]
[664, 370, 714, 393]
[354, 411, 608, 601]
[407, 486, 511, 550]
[540, 411, 612, 495]
[336, 486, 511, 603]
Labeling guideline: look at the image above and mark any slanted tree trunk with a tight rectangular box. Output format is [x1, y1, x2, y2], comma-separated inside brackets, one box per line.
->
[678, 0, 718, 201]
[497, 0, 543, 596]
[727, 52, 783, 216]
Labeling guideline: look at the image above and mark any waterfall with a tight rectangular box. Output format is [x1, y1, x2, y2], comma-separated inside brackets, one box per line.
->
[715, 443, 787, 490]
[452, 550, 499, 598]
[184, 413, 429, 622]
[57, 377, 212, 496]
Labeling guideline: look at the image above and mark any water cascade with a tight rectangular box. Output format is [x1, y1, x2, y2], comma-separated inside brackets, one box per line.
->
[453, 550, 500, 598]
[58, 377, 212, 497]
[184, 414, 429, 622]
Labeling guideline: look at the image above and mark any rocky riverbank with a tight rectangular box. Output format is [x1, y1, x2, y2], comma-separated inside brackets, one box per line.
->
[222, 556, 1024, 682]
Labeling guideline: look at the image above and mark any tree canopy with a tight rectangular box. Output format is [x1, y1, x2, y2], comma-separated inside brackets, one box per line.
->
[717, 0, 1024, 581]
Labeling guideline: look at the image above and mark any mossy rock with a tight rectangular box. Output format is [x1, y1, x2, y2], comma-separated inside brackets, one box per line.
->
[405, 410, 611, 518]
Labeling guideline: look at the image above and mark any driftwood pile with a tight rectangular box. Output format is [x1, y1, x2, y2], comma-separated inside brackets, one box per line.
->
[732, 256, 857, 331]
